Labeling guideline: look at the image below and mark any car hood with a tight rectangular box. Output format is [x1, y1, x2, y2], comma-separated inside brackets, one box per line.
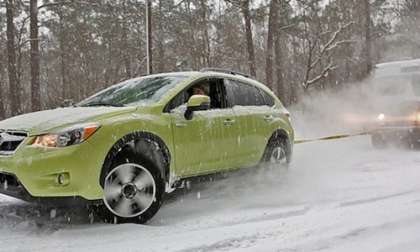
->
[0, 106, 136, 135]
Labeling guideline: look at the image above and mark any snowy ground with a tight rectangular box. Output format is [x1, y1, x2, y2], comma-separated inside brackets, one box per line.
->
[1, 134, 420, 251]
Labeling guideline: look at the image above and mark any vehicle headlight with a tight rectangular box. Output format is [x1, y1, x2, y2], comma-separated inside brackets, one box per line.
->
[377, 113, 385, 121]
[32, 124, 100, 148]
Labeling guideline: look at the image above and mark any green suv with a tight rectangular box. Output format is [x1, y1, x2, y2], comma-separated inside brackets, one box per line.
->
[0, 69, 294, 223]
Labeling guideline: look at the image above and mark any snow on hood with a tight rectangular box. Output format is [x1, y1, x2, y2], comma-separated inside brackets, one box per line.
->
[0, 106, 136, 135]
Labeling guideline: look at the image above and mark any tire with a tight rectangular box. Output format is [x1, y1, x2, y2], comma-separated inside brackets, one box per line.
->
[261, 136, 290, 167]
[371, 134, 387, 149]
[99, 151, 164, 224]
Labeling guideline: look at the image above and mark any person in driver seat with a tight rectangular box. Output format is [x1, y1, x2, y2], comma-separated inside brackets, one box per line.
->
[191, 83, 209, 96]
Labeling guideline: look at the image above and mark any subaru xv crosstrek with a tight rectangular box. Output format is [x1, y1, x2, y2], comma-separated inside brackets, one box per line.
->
[0, 69, 294, 223]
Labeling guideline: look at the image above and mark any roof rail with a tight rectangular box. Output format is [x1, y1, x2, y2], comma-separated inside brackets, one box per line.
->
[200, 68, 254, 79]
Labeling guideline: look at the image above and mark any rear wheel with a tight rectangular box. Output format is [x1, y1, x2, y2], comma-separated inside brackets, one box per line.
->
[262, 137, 290, 167]
[99, 152, 164, 224]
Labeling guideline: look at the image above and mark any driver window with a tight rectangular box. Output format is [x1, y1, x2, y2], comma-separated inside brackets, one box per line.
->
[167, 78, 226, 112]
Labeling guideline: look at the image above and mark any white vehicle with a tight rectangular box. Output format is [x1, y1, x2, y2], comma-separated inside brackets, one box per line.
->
[373, 58, 420, 98]
[370, 58, 420, 148]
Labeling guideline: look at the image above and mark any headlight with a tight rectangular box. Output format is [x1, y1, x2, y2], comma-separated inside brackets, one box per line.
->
[32, 124, 100, 148]
[377, 113, 385, 121]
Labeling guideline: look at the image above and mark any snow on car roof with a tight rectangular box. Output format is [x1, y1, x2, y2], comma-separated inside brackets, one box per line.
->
[376, 58, 420, 68]
[140, 71, 274, 97]
[374, 59, 420, 78]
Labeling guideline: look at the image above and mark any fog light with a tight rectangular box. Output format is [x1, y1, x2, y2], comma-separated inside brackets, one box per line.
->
[56, 173, 70, 186]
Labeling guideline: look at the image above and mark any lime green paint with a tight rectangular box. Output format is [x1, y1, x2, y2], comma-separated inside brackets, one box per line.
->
[0, 71, 294, 201]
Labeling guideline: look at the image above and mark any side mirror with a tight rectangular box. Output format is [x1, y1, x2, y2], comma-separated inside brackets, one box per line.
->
[185, 95, 211, 120]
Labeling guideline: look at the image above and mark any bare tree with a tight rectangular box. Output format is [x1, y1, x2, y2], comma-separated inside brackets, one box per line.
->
[6, 0, 21, 116]
[30, 0, 41, 111]
[57, 10, 68, 100]
[122, 1, 132, 78]
[0, 59, 5, 120]
[241, 0, 256, 77]
[200, 0, 211, 67]
[226, 0, 256, 76]
[265, 0, 279, 90]
[146, 0, 153, 74]
[363, 0, 372, 76]
[274, 25, 285, 98]
[156, 0, 165, 73]
[302, 22, 354, 90]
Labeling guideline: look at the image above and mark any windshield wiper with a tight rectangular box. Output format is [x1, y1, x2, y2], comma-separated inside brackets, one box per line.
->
[80, 102, 125, 107]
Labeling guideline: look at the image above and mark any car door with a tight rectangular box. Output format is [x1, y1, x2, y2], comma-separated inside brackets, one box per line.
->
[225, 80, 272, 166]
[168, 78, 236, 177]
[212, 80, 240, 171]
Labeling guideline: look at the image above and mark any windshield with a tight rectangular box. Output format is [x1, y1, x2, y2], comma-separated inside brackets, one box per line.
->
[78, 75, 188, 107]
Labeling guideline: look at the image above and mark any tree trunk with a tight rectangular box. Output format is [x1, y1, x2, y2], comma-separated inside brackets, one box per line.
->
[0, 61, 5, 120]
[30, 0, 41, 111]
[274, 32, 285, 102]
[146, 0, 153, 74]
[58, 11, 68, 100]
[122, 29, 132, 79]
[200, 0, 211, 67]
[241, 0, 256, 77]
[122, 1, 131, 79]
[6, 0, 21, 116]
[363, 0, 372, 77]
[157, 0, 165, 72]
[185, 0, 199, 70]
[265, 0, 278, 90]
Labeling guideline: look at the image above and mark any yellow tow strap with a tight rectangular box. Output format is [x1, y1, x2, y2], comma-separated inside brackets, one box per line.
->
[294, 132, 370, 144]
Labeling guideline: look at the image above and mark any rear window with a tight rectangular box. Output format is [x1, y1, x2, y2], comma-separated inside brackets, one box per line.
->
[226, 80, 266, 106]
[260, 90, 275, 107]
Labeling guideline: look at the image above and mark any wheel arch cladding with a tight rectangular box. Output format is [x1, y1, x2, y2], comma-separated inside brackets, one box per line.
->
[99, 131, 171, 187]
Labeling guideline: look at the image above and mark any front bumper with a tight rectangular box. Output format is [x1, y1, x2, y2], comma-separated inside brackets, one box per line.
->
[0, 134, 108, 201]
[372, 125, 420, 142]
[0, 172, 100, 205]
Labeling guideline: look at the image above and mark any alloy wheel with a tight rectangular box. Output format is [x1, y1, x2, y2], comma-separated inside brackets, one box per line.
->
[103, 163, 156, 218]
[269, 146, 287, 165]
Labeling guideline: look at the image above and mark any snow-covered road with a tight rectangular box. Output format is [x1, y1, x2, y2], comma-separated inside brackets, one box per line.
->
[1, 135, 420, 252]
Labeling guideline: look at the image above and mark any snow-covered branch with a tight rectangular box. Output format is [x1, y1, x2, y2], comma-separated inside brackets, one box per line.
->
[309, 22, 353, 70]
[302, 22, 353, 90]
[303, 62, 337, 89]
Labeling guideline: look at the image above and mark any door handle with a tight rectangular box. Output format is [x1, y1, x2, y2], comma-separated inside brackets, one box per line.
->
[264, 115, 274, 122]
[175, 122, 187, 127]
[224, 118, 236, 126]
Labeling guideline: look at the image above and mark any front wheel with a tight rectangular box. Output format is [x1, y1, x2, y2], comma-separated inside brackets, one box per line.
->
[371, 134, 387, 149]
[99, 153, 164, 224]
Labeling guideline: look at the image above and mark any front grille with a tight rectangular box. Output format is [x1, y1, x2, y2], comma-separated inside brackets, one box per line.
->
[0, 130, 28, 155]
[384, 119, 413, 127]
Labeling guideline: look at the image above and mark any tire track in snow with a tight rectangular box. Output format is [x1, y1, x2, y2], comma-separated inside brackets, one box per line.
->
[339, 189, 420, 208]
